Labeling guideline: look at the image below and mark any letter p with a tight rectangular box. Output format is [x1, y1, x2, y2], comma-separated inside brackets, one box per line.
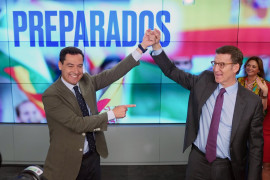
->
[13, 11, 27, 47]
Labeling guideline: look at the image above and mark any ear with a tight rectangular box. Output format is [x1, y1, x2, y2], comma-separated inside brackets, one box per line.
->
[58, 61, 62, 71]
[233, 63, 240, 74]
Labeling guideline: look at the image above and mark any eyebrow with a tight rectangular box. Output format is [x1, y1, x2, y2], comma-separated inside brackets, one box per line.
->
[66, 63, 83, 66]
[247, 64, 257, 66]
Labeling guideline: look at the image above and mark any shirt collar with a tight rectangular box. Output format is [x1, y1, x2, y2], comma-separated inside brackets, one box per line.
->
[61, 76, 79, 92]
[218, 81, 238, 95]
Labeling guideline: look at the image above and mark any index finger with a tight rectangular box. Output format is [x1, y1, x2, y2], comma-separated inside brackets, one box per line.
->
[154, 28, 161, 36]
[256, 78, 262, 84]
[145, 29, 151, 35]
[124, 104, 136, 108]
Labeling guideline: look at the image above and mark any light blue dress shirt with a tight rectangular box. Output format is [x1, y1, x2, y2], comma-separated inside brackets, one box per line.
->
[194, 83, 238, 159]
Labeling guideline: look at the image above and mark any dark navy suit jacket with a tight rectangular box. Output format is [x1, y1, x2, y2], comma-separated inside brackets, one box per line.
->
[152, 51, 263, 180]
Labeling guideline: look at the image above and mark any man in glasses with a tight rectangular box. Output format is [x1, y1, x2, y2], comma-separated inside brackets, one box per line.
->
[147, 28, 263, 180]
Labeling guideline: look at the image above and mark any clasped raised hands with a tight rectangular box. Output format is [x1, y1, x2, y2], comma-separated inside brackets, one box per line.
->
[140, 28, 162, 51]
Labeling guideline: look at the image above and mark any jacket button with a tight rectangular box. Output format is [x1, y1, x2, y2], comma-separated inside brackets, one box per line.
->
[79, 148, 83, 152]
[82, 133, 86, 136]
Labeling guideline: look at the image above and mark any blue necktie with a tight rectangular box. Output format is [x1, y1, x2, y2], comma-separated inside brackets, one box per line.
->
[205, 88, 226, 163]
[73, 86, 96, 153]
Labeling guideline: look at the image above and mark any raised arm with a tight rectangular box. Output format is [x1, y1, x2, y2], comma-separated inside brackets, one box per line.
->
[149, 28, 198, 90]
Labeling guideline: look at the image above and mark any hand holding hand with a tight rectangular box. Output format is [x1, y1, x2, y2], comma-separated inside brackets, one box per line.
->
[112, 104, 136, 118]
[140, 28, 162, 49]
[256, 78, 268, 96]
[140, 29, 156, 49]
[152, 28, 161, 50]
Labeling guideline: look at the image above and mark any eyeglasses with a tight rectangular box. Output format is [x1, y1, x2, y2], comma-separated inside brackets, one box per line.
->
[211, 61, 236, 69]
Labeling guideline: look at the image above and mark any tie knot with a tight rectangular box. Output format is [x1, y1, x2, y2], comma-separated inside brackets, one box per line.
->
[73, 85, 79, 92]
[219, 88, 226, 95]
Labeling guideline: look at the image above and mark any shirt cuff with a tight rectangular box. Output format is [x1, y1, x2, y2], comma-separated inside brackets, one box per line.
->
[107, 110, 116, 121]
[151, 48, 163, 56]
[132, 50, 142, 61]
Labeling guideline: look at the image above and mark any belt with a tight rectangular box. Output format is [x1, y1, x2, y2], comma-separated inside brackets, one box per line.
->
[192, 144, 230, 162]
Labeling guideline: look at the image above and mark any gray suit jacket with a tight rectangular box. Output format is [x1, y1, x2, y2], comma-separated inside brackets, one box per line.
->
[42, 54, 139, 180]
[152, 51, 263, 180]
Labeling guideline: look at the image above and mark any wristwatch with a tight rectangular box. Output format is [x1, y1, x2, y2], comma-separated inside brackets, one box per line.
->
[138, 44, 148, 53]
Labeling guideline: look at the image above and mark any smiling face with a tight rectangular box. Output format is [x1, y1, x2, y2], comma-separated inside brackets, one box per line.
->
[58, 53, 84, 85]
[245, 60, 260, 78]
[213, 53, 239, 88]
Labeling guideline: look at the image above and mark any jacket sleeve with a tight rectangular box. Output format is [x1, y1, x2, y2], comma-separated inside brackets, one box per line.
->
[248, 99, 264, 180]
[42, 93, 108, 133]
[92, 53, 140, 91]
[151, 50, 198, 90]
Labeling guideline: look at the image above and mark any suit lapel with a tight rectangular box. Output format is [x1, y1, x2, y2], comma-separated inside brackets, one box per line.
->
[79, 76, 97, 115]
[55, 77, 80, 111]
[230, 84, 246, 144]
[198, 80, 218, 112]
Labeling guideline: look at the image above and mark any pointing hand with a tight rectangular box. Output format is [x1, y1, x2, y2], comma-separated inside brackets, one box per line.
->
[112, 104, 136, 118]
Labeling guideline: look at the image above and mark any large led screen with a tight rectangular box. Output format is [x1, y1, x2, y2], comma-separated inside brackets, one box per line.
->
[1, 0, 270, 123]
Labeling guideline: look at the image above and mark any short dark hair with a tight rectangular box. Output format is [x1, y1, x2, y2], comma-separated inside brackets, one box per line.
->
[216, 45, 243, 74]
[244, 56, 265, 78]
[59, 47, 84, 64]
